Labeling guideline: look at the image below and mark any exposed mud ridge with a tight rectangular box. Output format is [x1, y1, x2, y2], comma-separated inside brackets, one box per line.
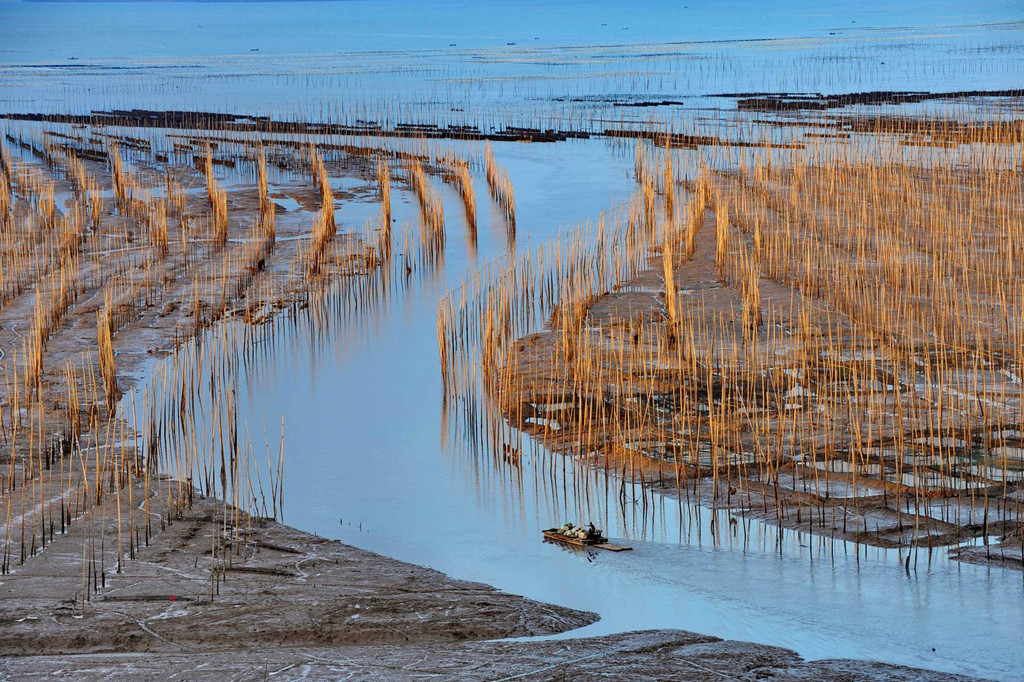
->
[604, 128, 803, 150]
[0, 492, 597, 658]
[724, 89, 1024, 111]
[555, 96, 690, 108]
[557, 89, 1024, 113]
[0, 110, 591, 144]
[473, 127, 1024, 571]
[0, 110, 809, 151]
[0, 629, 984, 681]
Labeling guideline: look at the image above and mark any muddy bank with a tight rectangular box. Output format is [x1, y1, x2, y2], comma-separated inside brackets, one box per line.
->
[0, 628, 983, 680]
[0, 484, 980, 679]
[0, 492, 596, 657]
[0, 110, 590, 144]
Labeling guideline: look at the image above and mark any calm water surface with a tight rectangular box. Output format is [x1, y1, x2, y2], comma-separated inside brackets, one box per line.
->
[218, 139, 1022, 680]
[1, 1, 1021, 117]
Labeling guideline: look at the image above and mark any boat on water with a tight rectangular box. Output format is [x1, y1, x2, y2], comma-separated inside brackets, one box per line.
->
[542, 523, 608, 547]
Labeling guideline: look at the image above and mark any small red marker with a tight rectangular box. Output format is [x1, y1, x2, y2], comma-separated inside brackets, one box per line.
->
[170, 596, 177, 601]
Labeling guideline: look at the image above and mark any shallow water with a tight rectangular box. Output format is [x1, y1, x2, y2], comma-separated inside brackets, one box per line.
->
[191, 137, 1023, 681]
[7, 2, 1024, 678]
[4, 0, 1018, 61]
[1, 0, 1021, 121]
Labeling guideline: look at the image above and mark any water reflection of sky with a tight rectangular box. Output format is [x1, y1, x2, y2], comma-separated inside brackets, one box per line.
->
[1, 1, 1021, 121]
[184, 137, 1023, 680]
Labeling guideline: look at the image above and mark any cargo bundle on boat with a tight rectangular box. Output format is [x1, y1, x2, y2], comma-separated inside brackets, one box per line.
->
[543, 522, 607, 547]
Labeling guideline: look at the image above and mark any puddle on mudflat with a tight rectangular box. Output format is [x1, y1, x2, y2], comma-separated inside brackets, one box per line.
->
[270, 195, 301, 212]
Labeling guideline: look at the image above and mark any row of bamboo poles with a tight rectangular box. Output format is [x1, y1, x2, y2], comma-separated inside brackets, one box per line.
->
[0, 120, 521, 606]
[439, 112, 1024, 557]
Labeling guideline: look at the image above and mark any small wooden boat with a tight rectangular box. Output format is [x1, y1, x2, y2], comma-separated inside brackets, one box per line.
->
[542, 527, 608, 547]
[543, 525, 633, 551]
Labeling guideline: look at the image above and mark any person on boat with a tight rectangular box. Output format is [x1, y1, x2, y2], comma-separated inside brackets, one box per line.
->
[587, 522, 598, 539]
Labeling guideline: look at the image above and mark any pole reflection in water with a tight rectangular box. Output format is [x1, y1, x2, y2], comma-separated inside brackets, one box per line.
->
[139, 137, 1023, 681]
